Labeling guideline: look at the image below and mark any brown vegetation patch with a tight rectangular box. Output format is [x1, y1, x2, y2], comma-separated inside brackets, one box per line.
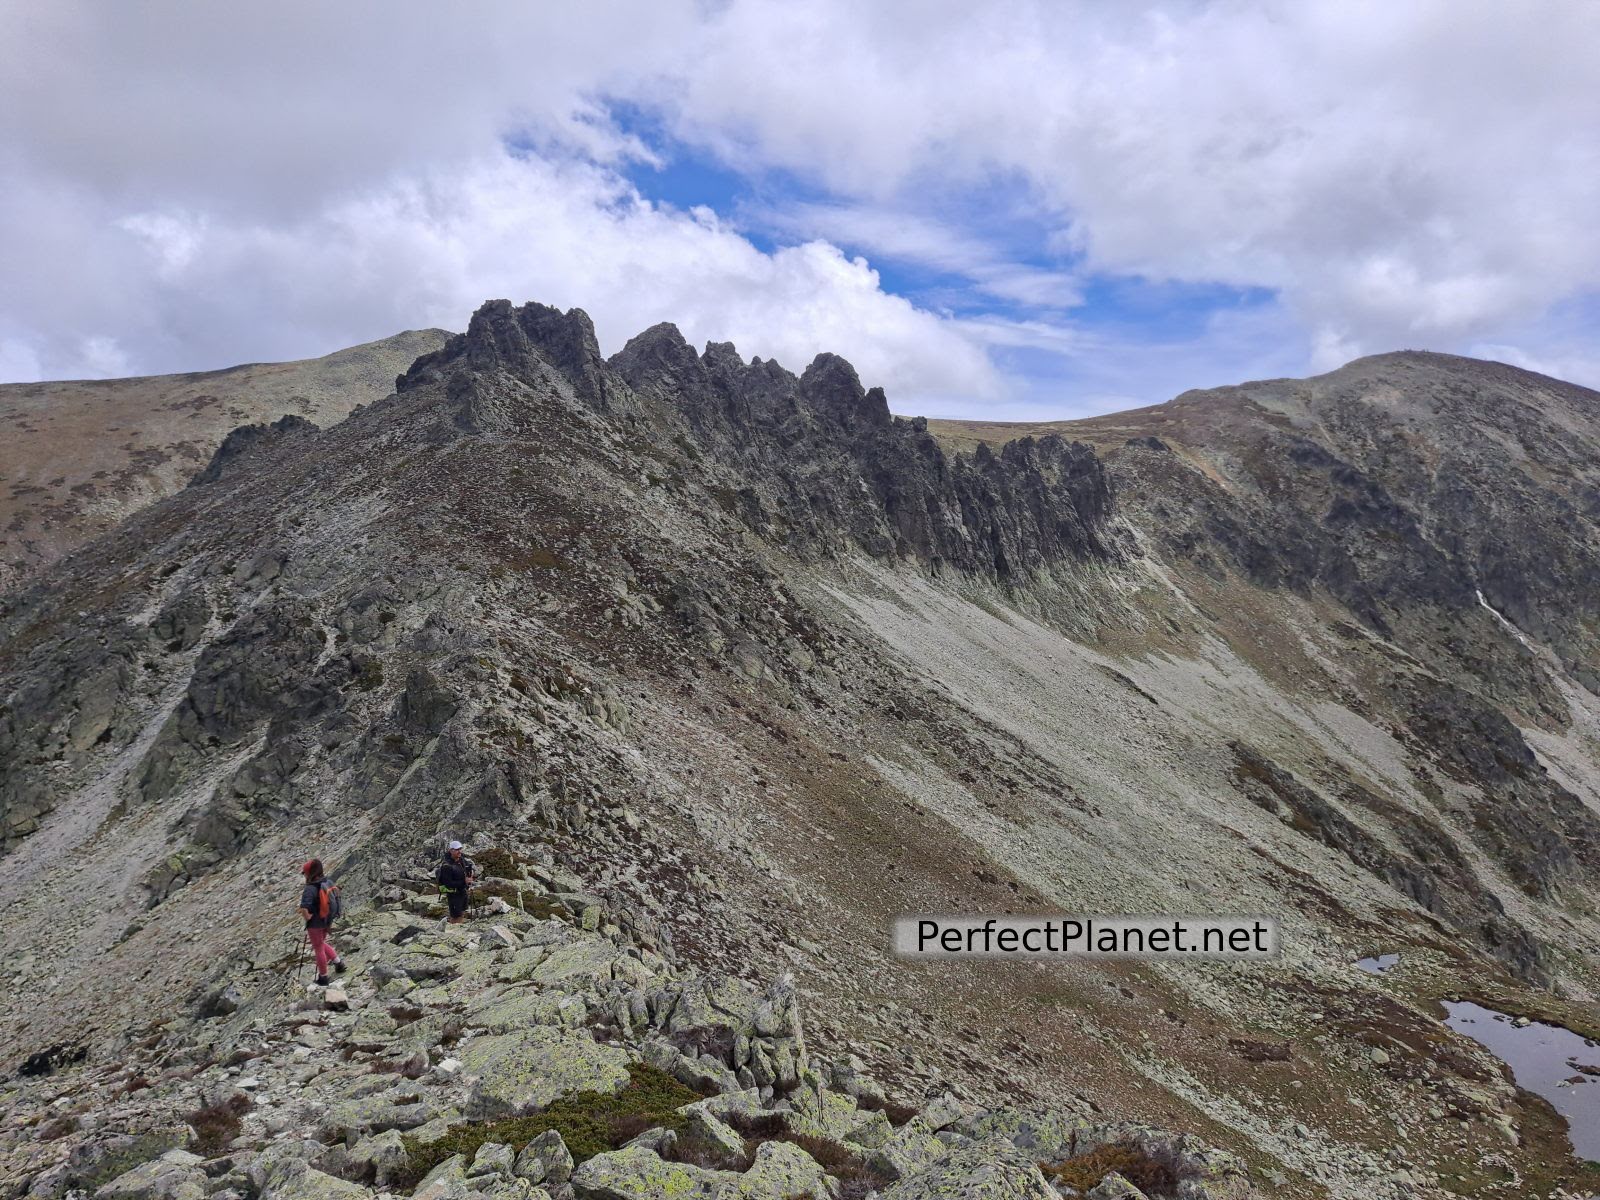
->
[186, 1093, 253, 1157]
[1041, 1142, 1177, 1196]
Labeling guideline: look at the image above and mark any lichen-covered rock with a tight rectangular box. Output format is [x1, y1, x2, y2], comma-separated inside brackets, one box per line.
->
[867, 1120, 952, 1182]
[460, 1028, 632, 1118]
[948, 1109, 1093, 1163]
[471, 1140, 517, 1179]
[878, 1141, 1057, 1200]
[823, 1055, 887, 1108]
[571, 1145, 733, 1200]
[917, 1094, 974, 1134]
[785, 1087, 870, 1142]
[412, 1154, 475, 1200]
[514, 1130, 575, 1186]
[683, 1108, 747, 1162]
[496, 944, 553, 982]
[93, 1150, 207, 1200]
[679, 1089, 778, 1125]
[480, 1181, 555, 1200]
[64, 1130, 196, 1193]
[734, 1140, 833, 1200]
[319, 1095, 433, 1142]
[1087, 1173, 1147, 1199]
[346, 1129, 409, 1187]
[406, 1109, 466, 1148]
[841, 1109, 895, 1150]
[467, 986, 582, 1032]
[530, 939, 630, 987]
[259, 1164, 375, 1200]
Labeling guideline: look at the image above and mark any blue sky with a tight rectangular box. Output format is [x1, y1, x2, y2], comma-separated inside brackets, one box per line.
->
[4, 2, 1599, 418]
[610, 114, 1317, 416]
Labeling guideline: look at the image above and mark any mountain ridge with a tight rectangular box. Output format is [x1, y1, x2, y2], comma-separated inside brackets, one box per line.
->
[2, 300, 1599, 1197]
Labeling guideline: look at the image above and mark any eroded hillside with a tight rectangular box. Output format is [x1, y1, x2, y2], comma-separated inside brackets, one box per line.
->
[0, 328, 451, 592]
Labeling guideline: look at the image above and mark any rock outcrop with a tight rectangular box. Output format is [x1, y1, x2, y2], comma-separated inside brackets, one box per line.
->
[0, 850, 1251, 1200]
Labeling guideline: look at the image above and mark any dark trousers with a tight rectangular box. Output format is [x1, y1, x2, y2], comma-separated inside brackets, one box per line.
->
[446, 890, 469, 919]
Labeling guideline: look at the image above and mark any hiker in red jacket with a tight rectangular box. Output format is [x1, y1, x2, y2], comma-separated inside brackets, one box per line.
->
[298, 859, 346, 986]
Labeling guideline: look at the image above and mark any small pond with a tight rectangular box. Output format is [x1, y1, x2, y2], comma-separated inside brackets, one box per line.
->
[1354, 953, 1400, 974]
[1442, 1000, 1600, 1163]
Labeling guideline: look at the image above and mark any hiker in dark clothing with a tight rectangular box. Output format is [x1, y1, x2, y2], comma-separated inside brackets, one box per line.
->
[437, 840, 475, 924]
[298, 858, 346, 986]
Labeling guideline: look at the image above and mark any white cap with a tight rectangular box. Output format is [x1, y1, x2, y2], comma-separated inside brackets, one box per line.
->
[448, 840, 463, 850]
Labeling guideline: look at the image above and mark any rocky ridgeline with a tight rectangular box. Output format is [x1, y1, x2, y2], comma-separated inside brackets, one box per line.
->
[400, 300, 1116, 577]
[2, 847, 1251, 1200]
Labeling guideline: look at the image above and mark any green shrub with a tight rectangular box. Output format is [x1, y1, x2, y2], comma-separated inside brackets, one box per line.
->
[473, 880, 564, 919]
[474, 847, 529, 879]
[396, 1063, 704, 1187]
[352, 657, 385, 691]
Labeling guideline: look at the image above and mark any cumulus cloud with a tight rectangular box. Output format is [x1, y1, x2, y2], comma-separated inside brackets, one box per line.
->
[661, 0, 1600, 368]
[2, 0, 1598, 412]
[0, 1, 1003, 403]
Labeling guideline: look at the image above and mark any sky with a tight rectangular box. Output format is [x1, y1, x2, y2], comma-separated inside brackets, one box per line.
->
[2, 2, 1599, 419]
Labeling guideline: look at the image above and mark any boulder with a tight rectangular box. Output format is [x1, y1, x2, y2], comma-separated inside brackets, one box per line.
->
[948, 1109, 1094, 1163]
[516, 1130, 575, 1186]
[319, 1095, 434, 1142]
[1087, 1173, 1148, 1199]
[93, 1150, 207, 1200]
[530, 939, 630, 987]
[472, 1141, 518, 1179]
[919, 1094, 974, 1134]
[461, 1028, 632, 1118]
[412, 1155, 476, 1200]
[480, 1182, 554, 1200]
[683, 1108, 747, 1163]
[878, 1141, 1058, 1200]
[571, 1145, 734, 1200]
[66, 1129, 196, 1191]
[346, 1129, 409, 1186]
[867, 1121, 950, 1182]
[467, 986, 581, 1032]
[259, 1165, 375, 1200]
[786, 1088, 872, 1142]
[734, 1140, 832, 1200]
[825, 1055, 887, 1108]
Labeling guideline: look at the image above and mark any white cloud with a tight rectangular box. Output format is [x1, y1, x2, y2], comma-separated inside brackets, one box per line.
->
[0, 146, 1000, 405]
[760, 203, 1083, 308]
[2, 0, 1598, 412]
[661, 0, 1600, 368]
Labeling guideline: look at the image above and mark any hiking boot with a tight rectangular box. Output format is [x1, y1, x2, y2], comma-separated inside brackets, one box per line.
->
[314, 974, 331, 987]
[332, 959, 347, 974]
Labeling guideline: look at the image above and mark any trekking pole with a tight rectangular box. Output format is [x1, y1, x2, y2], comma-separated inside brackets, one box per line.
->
[286, 930, 309, 993]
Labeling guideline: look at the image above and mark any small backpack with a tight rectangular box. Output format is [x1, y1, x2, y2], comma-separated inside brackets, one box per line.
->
[316, 880, 343, 922]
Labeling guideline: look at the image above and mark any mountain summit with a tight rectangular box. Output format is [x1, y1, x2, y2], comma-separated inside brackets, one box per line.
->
[2, 302, 1598, 1197]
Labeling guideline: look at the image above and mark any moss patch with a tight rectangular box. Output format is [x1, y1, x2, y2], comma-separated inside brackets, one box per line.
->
[473, 880, 566, 918]
[396, 1063, 704, 1187]
[475, 847, 530, 879]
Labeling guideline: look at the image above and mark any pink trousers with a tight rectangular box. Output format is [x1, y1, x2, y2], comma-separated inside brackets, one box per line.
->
[308, 927, 339, 974]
